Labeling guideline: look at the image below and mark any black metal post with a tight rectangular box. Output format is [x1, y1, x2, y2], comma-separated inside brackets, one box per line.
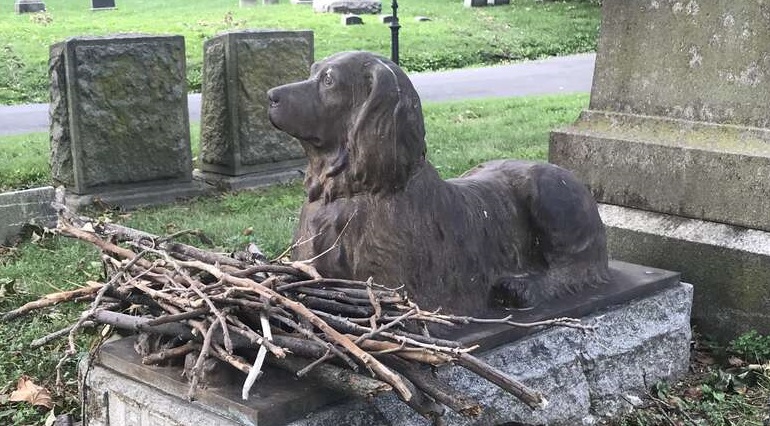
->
[390, 0, 400, 65]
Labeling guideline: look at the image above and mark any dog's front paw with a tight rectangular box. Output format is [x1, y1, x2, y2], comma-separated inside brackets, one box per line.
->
[491, 274, 545, 309]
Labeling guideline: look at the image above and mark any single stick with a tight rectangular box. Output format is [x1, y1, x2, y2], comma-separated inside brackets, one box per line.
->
[143, 341, 201, 365]
[2, 282, 103, 321]
[382, 354, 482, 418]
[456, 353, 547, 410]
[30, 321, 96, 349]
[268, 356, 392, 399]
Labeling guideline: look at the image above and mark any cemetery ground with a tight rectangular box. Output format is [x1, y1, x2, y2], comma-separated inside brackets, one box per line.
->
[0, 0, 600, 105]
[1, 94, 769, 425]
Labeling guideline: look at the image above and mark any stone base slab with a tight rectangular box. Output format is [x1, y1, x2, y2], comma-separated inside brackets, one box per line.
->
[194, 165, 304, 192]
[65, 181, 210, 211]
[599, 203, 770, 341]
[0, 186, 56, 245]
[550, 110, 770, 232]
[81, 268, 691, 426]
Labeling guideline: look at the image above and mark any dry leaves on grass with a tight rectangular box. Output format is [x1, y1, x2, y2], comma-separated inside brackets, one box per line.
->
[8, 376, 53, 409]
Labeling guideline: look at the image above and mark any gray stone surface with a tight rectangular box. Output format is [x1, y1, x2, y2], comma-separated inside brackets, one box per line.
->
[240, 0, 257, 6]
[193, 161, 304, 191]
[313, 0, 381, 14]
[599, 203, 770, 341]
[15, 0, 45, 13]
[550, 110, 770, 232]
[488, 0, 509, 4]
[49, 35, 193, 199]
[199, 30, 312, 179]
[591, 0, 770, 129]
[341, 14, 363, 25]
[0, 187, 55, 245]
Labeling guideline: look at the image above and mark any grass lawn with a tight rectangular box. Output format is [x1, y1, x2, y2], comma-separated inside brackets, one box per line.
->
[0, 0, 600, 104]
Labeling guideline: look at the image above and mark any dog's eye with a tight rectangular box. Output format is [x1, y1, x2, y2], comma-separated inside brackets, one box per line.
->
[323, 74, 334, 86]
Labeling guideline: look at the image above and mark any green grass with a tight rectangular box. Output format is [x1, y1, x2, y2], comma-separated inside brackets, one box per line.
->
[0, 94, 587, 423]
[0, 0, 600, 104]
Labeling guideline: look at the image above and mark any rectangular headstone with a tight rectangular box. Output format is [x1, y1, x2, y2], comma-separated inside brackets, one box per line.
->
[463, 0, 486, 7]
[198, 30, 313, 189]
[15, 0, 45, 13]
[49, 35, 202, 208]
[549, 0, 770, 340]
[91, 0, 115, 10]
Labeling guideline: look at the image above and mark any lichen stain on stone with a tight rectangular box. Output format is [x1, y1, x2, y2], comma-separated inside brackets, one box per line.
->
[650, 0, 660, 10]
[671, 2, 683, 13]
[738, 63, 763, 87]
[722, 13, 735, 28]
[684, 0, 699, 16]
[688, 45, 702, 68]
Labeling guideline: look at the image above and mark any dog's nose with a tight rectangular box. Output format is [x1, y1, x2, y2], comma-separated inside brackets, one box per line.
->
[267, 88, 279, 106]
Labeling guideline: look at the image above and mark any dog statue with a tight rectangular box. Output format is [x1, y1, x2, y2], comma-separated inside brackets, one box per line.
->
[267, 51, 609, 315]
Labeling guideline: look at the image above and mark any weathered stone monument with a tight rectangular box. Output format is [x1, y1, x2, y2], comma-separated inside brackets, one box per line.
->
[14, 0, 45, 13]
[197, 30, 313, 190]
[49, 35, 204, 209]
[313, 0, 381, 14]
[550, 0, 770, 341]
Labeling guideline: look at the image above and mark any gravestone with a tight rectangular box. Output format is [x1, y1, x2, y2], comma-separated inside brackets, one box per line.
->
[550, 0, 770, 341]
[341, 14, 363, 25]
[91, 0, 115, 10]
[240, 0, 257, 6]
[380, 14, 393, 24]
[290, 0, 312, 4]
[313, 0, 381, 14]
[463, 0, 486, 7]
[197, 30, 313, 190]
[15, 0, 45, 13]
[49, 35, 204, 209]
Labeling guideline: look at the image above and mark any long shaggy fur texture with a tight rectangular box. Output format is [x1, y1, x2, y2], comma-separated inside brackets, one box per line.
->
[268, 51, 609, 315]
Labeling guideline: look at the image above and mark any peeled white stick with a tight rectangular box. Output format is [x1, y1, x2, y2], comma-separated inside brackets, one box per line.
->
[242, 312, 274, 400]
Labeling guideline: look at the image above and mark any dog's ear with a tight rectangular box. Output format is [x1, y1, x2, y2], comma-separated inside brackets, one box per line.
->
[348, 57, 426, 193]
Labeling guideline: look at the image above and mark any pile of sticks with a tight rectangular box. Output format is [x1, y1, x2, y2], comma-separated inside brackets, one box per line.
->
[3, 206, 591, 424]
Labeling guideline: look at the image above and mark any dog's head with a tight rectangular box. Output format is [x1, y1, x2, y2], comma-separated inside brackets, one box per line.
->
[268, 51, 426, 202]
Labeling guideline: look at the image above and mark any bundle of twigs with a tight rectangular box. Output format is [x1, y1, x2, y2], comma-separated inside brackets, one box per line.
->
[2, 204, 592, 425]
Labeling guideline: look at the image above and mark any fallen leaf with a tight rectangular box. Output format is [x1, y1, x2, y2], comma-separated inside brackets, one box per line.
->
[727, 356, 745, 367]
[8, 376, 53, 409]
[81, 223, 96, 233]
[0, 278, 16, 300]
[242, 227, 254, 236]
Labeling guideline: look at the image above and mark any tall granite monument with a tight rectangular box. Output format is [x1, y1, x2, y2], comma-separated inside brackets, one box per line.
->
[550, 0, 770, 341]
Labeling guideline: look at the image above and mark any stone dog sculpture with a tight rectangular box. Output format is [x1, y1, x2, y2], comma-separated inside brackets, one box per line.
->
[268, 51, 609, 315]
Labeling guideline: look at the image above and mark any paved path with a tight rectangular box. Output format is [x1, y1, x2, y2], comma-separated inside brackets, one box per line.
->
[0, 53, 595, 137]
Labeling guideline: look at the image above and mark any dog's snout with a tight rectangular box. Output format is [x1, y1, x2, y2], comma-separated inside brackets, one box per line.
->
[267, 88, 279, 106]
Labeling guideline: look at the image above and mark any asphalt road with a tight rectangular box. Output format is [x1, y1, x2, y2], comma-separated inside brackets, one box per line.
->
[0, 53, 595, 137]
